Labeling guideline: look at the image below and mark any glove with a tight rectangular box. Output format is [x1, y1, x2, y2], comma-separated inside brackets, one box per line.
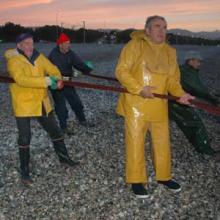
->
[49, 76, 59, 90]
[46, 76, 63, 90]
[73, 69, 82, 77]
[85, 60, 93, 69]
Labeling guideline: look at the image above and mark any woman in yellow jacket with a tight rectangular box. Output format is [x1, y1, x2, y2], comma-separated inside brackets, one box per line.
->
[115, 16, 194, 198]
[5, 33, 79, 186]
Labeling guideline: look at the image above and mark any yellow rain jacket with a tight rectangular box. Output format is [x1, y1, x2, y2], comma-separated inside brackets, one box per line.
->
[116, 30, 185, 121]
[5, 49, 61, 117]
[115, 30, 185, 183]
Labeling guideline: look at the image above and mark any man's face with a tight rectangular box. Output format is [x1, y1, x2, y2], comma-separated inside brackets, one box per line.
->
[145, 18, 167, 44]
[59, 41, 71, 54]
[189, 59, 201, 70]
[17, 38, 34, 58]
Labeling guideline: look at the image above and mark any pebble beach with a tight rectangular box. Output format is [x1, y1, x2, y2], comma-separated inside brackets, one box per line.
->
[0, 43, 220, 219]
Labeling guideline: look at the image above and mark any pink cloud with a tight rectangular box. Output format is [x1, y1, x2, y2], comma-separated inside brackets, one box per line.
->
[53, 2, 220, 30]
[0, 0, 219, 31]
[0, 0, 54, 10]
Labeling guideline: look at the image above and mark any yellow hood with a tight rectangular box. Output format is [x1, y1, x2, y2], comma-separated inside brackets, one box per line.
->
[130, 30, 147, 40]
[4, 49, 19, 60]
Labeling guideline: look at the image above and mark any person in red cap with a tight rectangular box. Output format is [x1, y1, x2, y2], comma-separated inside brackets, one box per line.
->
[56, 33, 70, 45]
[49, 33, 95, 135]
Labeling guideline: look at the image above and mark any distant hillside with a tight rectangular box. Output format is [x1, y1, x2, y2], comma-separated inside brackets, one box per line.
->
[168, 29, 220, 40]
[0, 22, 220, 45]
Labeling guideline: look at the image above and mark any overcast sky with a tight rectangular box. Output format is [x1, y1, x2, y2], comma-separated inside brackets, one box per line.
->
[0, 0, 219, 31]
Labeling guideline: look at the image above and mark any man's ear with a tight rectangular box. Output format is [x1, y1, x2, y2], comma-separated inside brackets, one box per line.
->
[145, 28, 150, 36]
[17, 43, 21, 50]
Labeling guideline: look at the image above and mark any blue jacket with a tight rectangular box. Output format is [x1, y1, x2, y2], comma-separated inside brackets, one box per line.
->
[48, 46, 92, 77]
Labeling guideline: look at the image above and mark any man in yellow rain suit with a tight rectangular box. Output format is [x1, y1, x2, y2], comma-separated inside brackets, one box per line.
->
[5, 33, 79, 186]
[115, 15, 194, 198]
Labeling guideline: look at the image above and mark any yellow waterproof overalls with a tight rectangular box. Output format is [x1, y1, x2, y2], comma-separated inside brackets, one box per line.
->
[115, 31, 185, 183]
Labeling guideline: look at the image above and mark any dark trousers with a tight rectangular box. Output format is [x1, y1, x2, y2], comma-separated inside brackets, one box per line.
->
[51, 87, 86, 129]
[16, 111, 72, 177]
[169, 102, 214, 155]
[16, 111, 62, 146]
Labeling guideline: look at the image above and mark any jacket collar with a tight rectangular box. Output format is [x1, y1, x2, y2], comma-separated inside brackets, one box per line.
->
[17, 48, 40, 65]
[184, 63, 199, 73]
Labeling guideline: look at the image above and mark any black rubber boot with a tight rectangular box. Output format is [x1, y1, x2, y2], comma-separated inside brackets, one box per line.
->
[53, 139, 80, 167]
[19, 147, 33, 186]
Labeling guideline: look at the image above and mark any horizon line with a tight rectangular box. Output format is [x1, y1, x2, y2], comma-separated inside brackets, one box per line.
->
[1, 22, 219, 33]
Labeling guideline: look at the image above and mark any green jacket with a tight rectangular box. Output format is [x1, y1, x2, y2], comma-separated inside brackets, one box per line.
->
[180, 64, 217, 104]
[168, 63, 217, 155]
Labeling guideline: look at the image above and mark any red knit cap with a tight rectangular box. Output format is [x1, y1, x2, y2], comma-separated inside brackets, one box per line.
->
[57, 33, 70, 45]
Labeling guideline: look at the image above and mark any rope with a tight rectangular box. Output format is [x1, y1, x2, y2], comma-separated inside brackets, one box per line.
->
[85, 72, 118, 82]
[0, 74, 220, 116]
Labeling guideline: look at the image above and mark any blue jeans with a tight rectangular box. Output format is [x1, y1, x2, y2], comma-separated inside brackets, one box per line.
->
[51, 87, 86, 129]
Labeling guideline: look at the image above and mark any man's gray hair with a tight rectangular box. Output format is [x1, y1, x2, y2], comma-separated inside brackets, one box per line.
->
[145, 15, 166, 29]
